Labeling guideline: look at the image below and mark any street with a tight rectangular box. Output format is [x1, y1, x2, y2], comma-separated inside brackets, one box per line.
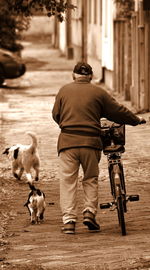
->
[0, 38, 150, 270]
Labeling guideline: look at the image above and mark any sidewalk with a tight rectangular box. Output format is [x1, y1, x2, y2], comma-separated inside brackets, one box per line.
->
[1, 40, 150, 270]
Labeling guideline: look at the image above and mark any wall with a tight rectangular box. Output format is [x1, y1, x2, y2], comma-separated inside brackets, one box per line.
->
[71, 0, 103, 80]
[87, 0, 102, 80]
[59, 20, 66, 54]
[23, 16, 54, 38]
[101, 0, 114, 89]
[71, 0, 82, 59]
[57, 0, 114, 83]
[131, 3, 150, 111]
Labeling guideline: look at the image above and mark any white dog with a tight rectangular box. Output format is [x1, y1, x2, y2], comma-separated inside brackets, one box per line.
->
[24, 184, 46, 224]
[3, 132, 40, 185]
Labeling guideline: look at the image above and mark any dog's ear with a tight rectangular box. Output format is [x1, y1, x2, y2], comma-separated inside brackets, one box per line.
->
[2, 148, 10, 155]
[37, 189, 42, 196]
[14, 147, 19, 159]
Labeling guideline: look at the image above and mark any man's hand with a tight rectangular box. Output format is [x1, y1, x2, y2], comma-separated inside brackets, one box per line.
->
[138, 116, 146, 124]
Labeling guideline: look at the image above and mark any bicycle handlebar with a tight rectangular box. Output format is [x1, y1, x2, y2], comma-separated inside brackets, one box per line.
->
[100, 117, 147, 129]
[100, 124, 123, 130]
[100, 118, 123, 130]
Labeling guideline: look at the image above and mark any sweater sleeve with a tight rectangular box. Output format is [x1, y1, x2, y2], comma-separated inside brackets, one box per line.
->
[101, 90, 140, 126]
[52, 93, 61, 124]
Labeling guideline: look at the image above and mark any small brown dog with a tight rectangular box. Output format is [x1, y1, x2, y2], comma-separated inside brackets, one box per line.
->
[24, 184, 46, 224]
[3, 132, 40, 185]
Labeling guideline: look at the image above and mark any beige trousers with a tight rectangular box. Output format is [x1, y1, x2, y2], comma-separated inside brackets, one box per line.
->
[59, 148, 101, 224]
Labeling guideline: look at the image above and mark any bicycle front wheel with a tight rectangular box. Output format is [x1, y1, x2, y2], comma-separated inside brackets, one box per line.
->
[117, 194, 126, 236]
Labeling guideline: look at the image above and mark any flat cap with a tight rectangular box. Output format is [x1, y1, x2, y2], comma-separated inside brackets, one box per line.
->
[73, 62, 93, 75]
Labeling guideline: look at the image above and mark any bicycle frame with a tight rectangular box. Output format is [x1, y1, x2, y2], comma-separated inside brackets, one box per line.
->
[108, 153, 126, 201]
[100, 118, 139, 236]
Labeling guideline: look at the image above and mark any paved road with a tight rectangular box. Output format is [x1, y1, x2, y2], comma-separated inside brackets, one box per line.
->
[1, 40, 150, 270]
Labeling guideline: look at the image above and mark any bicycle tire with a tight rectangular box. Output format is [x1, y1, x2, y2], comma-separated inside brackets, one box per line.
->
[118, 163, 127, 213]
[117, 193, 126, 236]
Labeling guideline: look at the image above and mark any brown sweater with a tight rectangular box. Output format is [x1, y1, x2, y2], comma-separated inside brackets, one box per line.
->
[52, 78, 140, 153]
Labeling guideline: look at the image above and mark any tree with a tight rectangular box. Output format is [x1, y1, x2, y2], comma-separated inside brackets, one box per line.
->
[0, 0, 75, 52]
[0, 0, 30, 52]
[9, 0, 75, 22]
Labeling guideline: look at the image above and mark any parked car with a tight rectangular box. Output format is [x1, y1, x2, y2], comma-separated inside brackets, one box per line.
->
[0, 48, 26, 85]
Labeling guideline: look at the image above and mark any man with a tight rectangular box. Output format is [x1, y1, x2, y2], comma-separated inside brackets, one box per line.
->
[52, 62, 146, 234]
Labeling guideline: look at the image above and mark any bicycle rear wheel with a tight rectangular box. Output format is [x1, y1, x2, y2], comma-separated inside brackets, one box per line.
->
[117, 194, 126, 236]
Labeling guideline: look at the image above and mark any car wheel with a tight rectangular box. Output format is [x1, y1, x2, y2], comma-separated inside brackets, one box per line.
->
[0, 77, 4, 85]
[0, 64, 5, 85]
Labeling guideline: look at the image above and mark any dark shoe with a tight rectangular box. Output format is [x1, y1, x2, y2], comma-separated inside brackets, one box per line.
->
[83, 210, 100, 232]
[63, 221, 75, 234]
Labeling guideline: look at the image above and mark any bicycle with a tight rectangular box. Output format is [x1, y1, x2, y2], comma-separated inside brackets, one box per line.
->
[100, 118, 140, 236]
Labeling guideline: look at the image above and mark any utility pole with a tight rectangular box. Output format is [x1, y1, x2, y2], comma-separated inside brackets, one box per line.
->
[54, 17, 59, 48]
[66, 0, 74, 59]
[82, 0, 88, 62]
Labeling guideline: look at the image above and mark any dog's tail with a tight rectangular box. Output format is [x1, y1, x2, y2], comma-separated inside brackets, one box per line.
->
[27, 132, 38, 151]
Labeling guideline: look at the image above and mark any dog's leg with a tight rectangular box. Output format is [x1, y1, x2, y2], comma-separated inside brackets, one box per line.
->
[39, 212, 44, 220]
[12, 161, 20, 180]
[37, 208, 45, 224]
[30, 208, 36, 224]
[35, 168, 39, 181]
[12, 167, 20, 180]
[24, 161, 34, 184]
[18, 168, 24, 180]
[36, 215, 39, 224]
[25, 173, 33, 185]
[37, 200, 46, 223]
[31, 216, 36, 224]
[13, 173, 20, 180]
[33, 165, 40, 182]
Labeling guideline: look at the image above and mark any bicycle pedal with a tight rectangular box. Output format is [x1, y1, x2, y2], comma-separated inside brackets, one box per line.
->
[128, 195, 139, 202]
[110, 205, 117, 211]
[100, 203, 112, 209]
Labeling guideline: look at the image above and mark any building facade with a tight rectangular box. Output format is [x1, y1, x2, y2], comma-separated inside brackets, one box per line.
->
[56, 0, 150, 112]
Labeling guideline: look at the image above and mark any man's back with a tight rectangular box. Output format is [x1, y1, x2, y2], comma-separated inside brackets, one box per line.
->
[56, 79, 105, 131]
